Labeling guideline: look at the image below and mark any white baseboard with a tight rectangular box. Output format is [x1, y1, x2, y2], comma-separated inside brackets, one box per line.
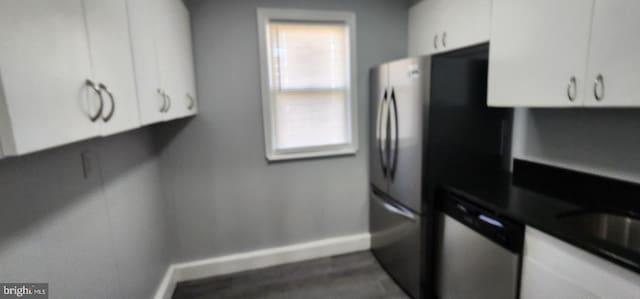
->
[153, 233, 370, 299]
[153, 266, 177, 299]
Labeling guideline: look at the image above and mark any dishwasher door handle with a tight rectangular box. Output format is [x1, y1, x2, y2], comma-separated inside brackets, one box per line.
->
[478, 214, 505, 228]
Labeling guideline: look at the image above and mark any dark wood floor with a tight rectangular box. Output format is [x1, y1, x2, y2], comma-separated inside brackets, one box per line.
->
[172, 251, 410, 299]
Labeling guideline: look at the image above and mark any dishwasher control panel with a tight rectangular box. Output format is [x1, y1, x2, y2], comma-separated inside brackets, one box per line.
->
[441, 191, 524, 253]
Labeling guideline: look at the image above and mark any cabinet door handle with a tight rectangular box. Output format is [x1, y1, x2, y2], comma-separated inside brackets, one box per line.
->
[567, 76, 577, 102]
[594, 74, 605, 101]
[442, 32, 447, 48]
[158, 89, 167, 112]
[433, 34, 439, 50]
[165, 93, 172, 112]
[98, 83, 115, 122]
[85, 79, 103, 122]
[187, 93, 195, 110]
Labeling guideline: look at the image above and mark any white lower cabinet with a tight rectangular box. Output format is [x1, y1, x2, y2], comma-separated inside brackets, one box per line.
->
[521, 228, 640, 299]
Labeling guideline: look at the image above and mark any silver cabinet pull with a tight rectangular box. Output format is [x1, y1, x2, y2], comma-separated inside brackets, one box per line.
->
[165, 92, 172, 112]
[594, 74, 605, 101]
[187, 93, 195, 110]
[85, 79, 103, 122]
[98, 83, 115, 122]
[442, 32, 447, 48]
[158, 88, 167, 112]
[434, 34, 439, 50]
[157, 89, 171, 113]
[567, 76, 577, 102]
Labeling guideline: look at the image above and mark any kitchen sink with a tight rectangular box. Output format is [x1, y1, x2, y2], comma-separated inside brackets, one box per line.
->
[557, 211, 640, 253]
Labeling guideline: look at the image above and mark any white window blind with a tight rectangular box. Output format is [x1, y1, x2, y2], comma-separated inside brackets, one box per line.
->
[268, 22, 350, 150]
[258, 9, 357, 161]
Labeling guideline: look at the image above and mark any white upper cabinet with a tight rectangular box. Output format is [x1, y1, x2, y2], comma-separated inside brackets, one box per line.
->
[584, 0, 640, 107]
[171, 1, 198, 118]
[409, 0, 491, 56]
[0, 0, 99, 156]
[0, 0, 141, 157]
[84, 0, 141, 136]
[440, 0, 492, 52]
[156, 0, 198, 120]
[129, 0, 198, 124]
[489, 0, 640, 107]
[127, 0, 165, 125]
[488, 0, 594, 107]
[409, 0, 441, 56]
[155, 0, 180, 119]
[408, 1, 428, 56]
[0, 0, 197, 158]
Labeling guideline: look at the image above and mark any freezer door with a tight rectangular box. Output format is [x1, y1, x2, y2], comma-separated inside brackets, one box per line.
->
[370, 191, 422, 299]
[369, 64, 389, 193]
[386, 57, 429, 213]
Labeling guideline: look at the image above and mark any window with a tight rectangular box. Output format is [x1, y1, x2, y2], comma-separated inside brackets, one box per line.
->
[257, 9, 357, 161]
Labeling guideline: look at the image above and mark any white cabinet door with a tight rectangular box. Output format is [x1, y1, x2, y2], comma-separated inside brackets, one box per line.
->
[408, 0, 437, 56]
[129, 0, 197, 125]
[416, 0, 446, 55]
[155, 0, 182, 120]
[0, 0, 99, 156]
[127, 0, 166, 125]
[521, 228, 640, 299]
[442, 0, 491, 51]
[488, 0, 594, 107]
[409, 0, 490, 57]
[169, 0, 198, 119]
[428, 0, 447, 55]
[585, 0, 640, 107]
[520, 257, 601, 299]
[84, 0, 141, 136]
[408, 0, 447, 56]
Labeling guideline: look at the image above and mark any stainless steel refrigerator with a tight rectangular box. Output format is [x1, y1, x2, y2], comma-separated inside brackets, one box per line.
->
[369, 44, 508, 299]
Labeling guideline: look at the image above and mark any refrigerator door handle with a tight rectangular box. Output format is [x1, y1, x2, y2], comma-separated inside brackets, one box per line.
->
[376, 195, 417, 221]
[388, 88, 399, 179]
[377, 88, 389, 177]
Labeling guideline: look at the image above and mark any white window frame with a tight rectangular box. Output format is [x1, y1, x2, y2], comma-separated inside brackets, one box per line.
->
[257, 8, 358, 162]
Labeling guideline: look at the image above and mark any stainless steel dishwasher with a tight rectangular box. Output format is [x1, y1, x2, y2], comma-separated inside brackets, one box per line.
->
[436, 191, 524, 299]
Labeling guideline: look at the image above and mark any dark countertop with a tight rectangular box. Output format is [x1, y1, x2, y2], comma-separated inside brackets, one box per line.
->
[440, 160, 640, 274]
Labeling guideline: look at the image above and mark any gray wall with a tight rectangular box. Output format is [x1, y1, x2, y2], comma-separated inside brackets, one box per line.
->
[512, 108, 640, 183]
[0, 129, 171, 299]
[159, 0, 410, 262]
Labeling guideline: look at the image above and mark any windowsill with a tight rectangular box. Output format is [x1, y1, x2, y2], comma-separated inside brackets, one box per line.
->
[266, 146, 357, 162]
